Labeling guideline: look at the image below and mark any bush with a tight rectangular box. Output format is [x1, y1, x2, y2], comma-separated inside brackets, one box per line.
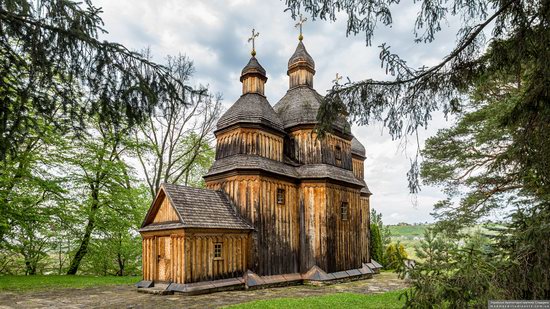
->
[385, 243, 408, 270]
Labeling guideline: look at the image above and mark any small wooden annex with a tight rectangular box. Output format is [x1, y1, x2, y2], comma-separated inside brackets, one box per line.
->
[139, 36, 376, 292]
[139, 184, 253, 284]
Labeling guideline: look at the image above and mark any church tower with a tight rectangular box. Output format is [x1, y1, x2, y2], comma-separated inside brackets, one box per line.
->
[204, 38, 302, 275]
[139, 26, 376, 289]
[205, 28, 372, 275]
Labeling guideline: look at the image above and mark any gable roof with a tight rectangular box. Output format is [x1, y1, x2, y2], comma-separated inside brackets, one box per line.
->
[140, 184, 253, 231]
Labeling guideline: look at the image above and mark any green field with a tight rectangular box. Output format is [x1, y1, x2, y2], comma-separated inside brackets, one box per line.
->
[0, 275, 139, 292]
[226, 290, 406, 309]
[388, 224, 431, 260]
[388, 225, 429, 238]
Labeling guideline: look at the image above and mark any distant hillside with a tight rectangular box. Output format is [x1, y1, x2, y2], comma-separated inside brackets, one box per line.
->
[387, 224, 433, 260]
[388, 224, 431, 239]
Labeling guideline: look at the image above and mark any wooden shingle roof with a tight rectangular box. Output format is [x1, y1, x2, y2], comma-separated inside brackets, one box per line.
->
[351, 137, 366, 158]
[273, 86, 351, 133]
[204, 154, 298, 179]
[141, 184, 253, 231]
[216, 93, 284, 133]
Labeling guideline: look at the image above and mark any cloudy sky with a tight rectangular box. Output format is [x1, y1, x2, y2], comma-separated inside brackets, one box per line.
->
[93, 0, 461, 224]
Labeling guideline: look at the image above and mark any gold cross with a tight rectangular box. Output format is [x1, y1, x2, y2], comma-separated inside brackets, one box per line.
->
[248, 28, 259, 56]
[333, 73, 343, 84]
[295, 14, 307, 41]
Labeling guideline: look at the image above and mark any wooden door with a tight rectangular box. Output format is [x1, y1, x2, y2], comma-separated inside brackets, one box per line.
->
[156, 236, 171, 282]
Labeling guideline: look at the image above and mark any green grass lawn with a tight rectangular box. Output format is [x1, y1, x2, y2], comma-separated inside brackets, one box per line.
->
[0, 275, 139, 292]
[225, 290, 406, 309]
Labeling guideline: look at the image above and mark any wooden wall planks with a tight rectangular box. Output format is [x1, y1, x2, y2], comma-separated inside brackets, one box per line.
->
[206, 175, 300, 276]
[215, 128, 283, 161]
[352, 157, 365, 180]
[183, 232, 249, 283]
[152, 196, 179, 223]
[289, 130, 353, 169]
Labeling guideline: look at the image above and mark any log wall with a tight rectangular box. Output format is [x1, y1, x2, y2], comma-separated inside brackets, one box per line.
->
[215, 128, 283, 161]
[288, 130, 352, 169]
[141, 229, 249, 284]
[360, 196, 370, 264]
[183, 231, 250, 283]
[142, 236, 155, 281]
[242, 75, 265, 95]
[206, 175, 300, 275]
[299, 182, 370, 272]
[289, 67, 314, 88]
[352, 157, 365, 180]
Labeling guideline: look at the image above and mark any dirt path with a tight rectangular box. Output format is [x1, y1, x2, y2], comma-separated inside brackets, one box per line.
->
[0, 272, 408, 309]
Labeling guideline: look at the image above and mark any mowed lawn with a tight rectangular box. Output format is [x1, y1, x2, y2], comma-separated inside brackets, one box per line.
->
[226, 290, 406, 309]
[0, 275, 139, 292]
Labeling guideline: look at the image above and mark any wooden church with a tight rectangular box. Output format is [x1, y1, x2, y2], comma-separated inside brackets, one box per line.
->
[138, 30, 379, 293]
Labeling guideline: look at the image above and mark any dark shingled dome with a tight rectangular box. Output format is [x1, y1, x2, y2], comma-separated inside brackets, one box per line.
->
[216, 93, 284, 132]
[273, 86, 350, 133]
[288, 41, 315, 70]
[351, 137, 366, 157]
[241, 56, 266, 78]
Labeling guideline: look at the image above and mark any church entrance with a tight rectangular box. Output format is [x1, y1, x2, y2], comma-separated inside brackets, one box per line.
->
[156, 236, 171, 282]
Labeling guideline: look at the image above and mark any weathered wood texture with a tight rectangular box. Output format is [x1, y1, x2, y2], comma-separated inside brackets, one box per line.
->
[288, 130, 352, 169]
[360, 196, 370, 264]
[184, 231, 250, 283]
[288, 67, 313, 88]
[157, 236, 171, 281]
[215, 128, 283, 161]
[142, 229, 249, 284]
[142, 236, 155, 281]
[152, 195, 179, 223]
[242, 75, 265, 95]
[206, 175, 300, 275]
[352, 157, 365, 180]
[299, 182, 370, 273]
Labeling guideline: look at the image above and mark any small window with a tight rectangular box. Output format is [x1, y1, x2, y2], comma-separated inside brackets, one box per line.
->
[341, 202, 349, 220]
[214, 243, 223, 259]
[335, 145, 342, 162]
[277, 188, 285, 204]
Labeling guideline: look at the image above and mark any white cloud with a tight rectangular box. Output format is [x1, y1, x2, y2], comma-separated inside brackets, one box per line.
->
[93, 0, 461, 224]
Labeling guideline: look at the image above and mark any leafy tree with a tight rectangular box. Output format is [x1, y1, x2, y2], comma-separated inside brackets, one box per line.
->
[134, 54, 221, 197]
[0, 0, 194, 240]
[285, 0, 550, 194]
[63, 117, 140, 275]
[385, 242, 408, 270]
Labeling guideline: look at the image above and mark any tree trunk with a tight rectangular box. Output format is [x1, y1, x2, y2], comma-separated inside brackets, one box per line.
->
[67, 188, 100, 275]
[117, 252, 125, 276]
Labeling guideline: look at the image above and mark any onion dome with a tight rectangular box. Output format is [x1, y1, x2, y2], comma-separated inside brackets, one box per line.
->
[351, 137, 366, 158]
[287, 41, 315, 88]
[288, 41, 315, 73]
[216, 56, 283, 134]
[273, 86, 351, 134]
[241, 57, 266, 81]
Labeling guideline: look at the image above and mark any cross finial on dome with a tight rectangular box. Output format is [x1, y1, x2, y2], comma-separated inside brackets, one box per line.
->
[333, 73, 343, 85]
[295, 14, 307, 41]
[248, 28, 259, 57]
